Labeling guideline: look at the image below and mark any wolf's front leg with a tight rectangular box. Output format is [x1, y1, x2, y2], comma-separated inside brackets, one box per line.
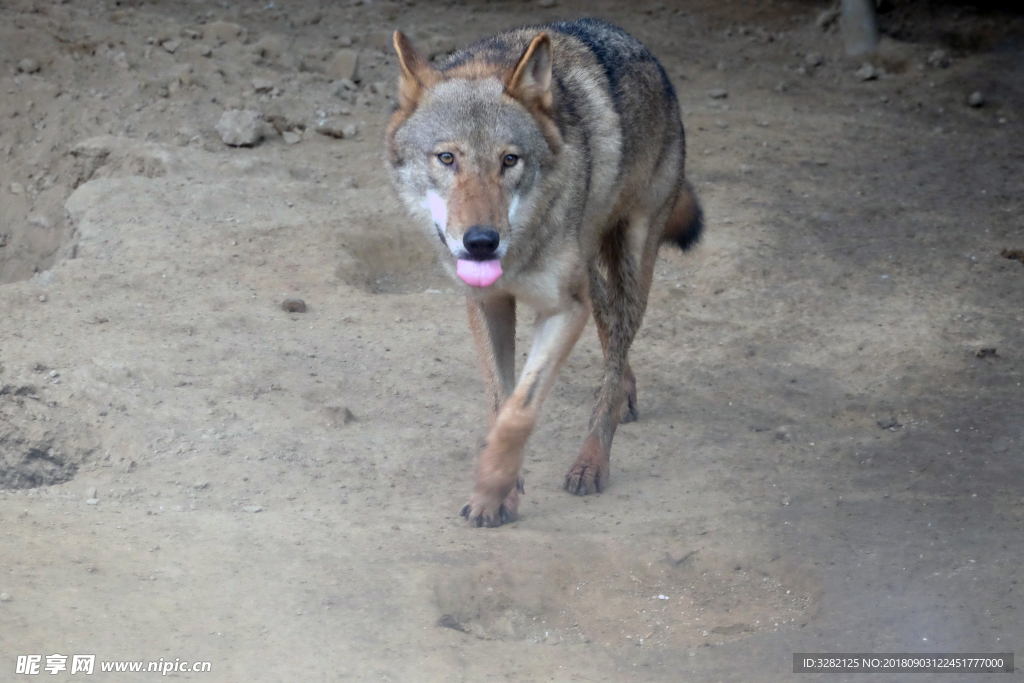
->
[462, 298, 589, 527]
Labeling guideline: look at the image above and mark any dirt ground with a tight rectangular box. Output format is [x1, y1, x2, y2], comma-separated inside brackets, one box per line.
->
[1, 0, 1023, 680]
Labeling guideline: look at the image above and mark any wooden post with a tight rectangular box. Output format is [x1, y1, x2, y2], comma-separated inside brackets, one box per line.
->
[841, 0, 879, 55]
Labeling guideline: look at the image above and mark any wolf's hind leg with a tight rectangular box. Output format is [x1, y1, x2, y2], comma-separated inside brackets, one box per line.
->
[565, 214, 659, 495]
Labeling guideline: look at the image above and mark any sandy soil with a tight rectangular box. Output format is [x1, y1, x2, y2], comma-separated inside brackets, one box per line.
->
[1, 0, 1023, 680]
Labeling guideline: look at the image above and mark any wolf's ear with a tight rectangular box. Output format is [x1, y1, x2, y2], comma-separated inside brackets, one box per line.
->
[507, 33, 552, 110]
[393, 30, 436, 110]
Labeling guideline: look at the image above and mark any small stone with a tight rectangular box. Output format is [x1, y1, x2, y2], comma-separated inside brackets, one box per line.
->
[325, 49, 359, 82]
[707, 88, 728, 99]
[282, 130, 301, 145]
[322, 405, 356, 428]
[877, 417, 899, 429]
[0, 593, 10, 602]
[437, 614, 469, 632]
[252, 77, 274, 93]
[331, 79, 357, 97]
[927, 49, 950, 68]
[774, 425, 797, 441]
[86, 486, 97, 499]
[199, 44, 213, 57]
[315, 118, 345, 138]
[816, 7, 840, 30]
[243, 505, 262, 513]
[38, 294, 47, 303]
[194, 481, 209, 489]
[976, 347, 998, 359]
[715, 120, 728, 129]
[967, 91, 985, 107]
[804, 52, 823, 68]
[342, 123, 359, 139]
[282, 297, 307, 313]
[86, 498, 99, 505]
[162, 40, 180, 54]
[215, 110, 265, 146]
[17, 58, 40, 74]
[427, 37, 458, 61]
[10, 182, 24, 195]
[538, 0, 556, 7]
[203, 21, 245, 46]
[855, 63, 877, 81]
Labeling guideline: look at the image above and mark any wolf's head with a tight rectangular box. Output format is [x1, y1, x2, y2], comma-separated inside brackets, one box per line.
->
[385, 31, 563, 289]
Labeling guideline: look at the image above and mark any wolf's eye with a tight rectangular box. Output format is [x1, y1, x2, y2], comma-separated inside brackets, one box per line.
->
[502, 154, 519, 168]
[437, 152, 454, 165]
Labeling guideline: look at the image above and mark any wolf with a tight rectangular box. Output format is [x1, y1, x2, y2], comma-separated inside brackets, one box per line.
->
[386, 18, 703, 527]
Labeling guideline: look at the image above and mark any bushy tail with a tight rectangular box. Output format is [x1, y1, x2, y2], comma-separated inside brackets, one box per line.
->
[661, 181, 704, 251]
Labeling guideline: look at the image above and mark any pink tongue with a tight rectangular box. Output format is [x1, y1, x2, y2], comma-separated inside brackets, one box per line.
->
[456, 259, 503, 288]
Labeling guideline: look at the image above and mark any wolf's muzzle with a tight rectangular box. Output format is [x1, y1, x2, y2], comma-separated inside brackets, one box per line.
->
[463, 226, 500, 260]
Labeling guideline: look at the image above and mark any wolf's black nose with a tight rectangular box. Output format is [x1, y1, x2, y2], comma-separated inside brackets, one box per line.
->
[463, 226, 500, 259]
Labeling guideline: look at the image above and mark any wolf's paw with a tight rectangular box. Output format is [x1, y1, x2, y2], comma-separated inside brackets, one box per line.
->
[461, 479, 522, 528]
[563, 437, 609, 496]
[460, 498, 516, 528]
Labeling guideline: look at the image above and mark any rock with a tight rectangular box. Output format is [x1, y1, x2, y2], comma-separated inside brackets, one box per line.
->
[967, 91, 985, 107]
[855, 63, 877, 81]
[877, 417, 899, 429]
[199, 44, 213, 57]
[161, 39, 180, 54]
[437, 614, 469, 632]
[774, 425, 797, 441]
[707, 88, 728, 99]
[368, 31, 394, 53]
[331, 79, 357, 97]
[816, 7, 840, 30]
[1001, 248, 1024, 265]
[86, 498, 99, 505]
[325, 49, 359, 82]
[203, 21, 246, 46]
[215, 110, 266, 146]
[322, 405, 357, 428]
[0, 593, 10, 602]
[804, 52, 823, 68]
[281, 297, 306, 312]
[243, 505, 262, 513]
[17, 58, 40, 74]
[252, 77, 274, 93]
[9, 182, 24, 195]
[38, 294, 48, 303]
[315, 118, 351, 138]
[282, 130, 301, 145]
[427, 37, 458, 61]
[86, 486, 97, 499]
[927, 49, 950, 68]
